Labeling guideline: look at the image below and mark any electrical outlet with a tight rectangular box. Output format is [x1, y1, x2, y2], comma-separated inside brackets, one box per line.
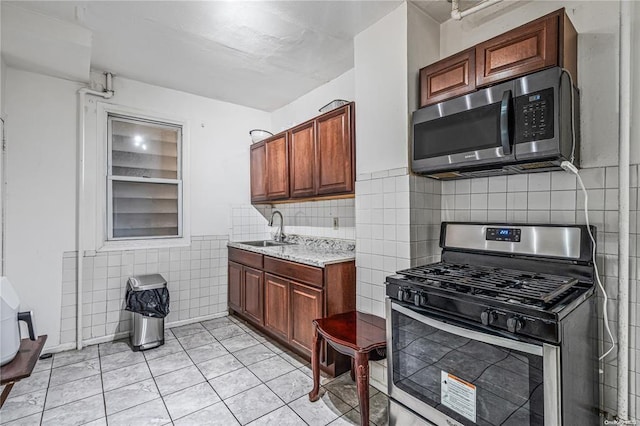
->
[333, 217, 339, 230]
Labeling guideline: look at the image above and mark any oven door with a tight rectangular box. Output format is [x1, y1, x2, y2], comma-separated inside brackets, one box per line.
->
[387, 299, 560, 426]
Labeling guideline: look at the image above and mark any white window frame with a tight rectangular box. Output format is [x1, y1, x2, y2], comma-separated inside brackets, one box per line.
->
[96, 103, 190, 251]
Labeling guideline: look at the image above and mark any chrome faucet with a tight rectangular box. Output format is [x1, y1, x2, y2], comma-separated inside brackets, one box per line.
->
[268, 210, 285, 242]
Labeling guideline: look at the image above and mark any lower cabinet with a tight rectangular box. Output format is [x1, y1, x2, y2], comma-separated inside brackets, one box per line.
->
[243, 266, 264, 326]
[228, 247, 355, 377]
[228, 261, 264, 326]
[264, 274, 289, 340]
[228, 261, 243, 312]
[289, 281, 323, 355]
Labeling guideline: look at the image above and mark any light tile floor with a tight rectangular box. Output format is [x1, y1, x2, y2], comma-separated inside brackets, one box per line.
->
[0, 315, 388, 426]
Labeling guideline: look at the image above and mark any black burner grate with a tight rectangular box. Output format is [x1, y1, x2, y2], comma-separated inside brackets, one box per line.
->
[397, 262, 578, 303]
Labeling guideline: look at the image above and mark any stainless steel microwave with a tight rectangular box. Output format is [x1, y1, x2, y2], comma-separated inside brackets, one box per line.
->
[412, 67, 579, 180]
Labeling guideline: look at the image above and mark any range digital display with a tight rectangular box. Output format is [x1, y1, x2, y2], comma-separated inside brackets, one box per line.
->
[486, 227, 521, 242]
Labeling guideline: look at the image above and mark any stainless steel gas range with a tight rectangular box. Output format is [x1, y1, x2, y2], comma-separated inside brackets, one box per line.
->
[385, 222, 599, 426]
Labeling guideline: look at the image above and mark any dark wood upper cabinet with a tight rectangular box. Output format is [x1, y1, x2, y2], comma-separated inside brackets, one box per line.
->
[476, 11, 565, 87]
[316, 104, 354, 195]
[289, 121, 316, 198]
[265, 134, 289, 200]
[420, 49, 476, 108]
[418, 8, 577, 106]
[249, 142, 267, 203]
[249, 103, 355, 204]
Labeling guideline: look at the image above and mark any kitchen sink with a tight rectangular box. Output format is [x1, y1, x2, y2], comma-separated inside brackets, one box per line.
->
[239, 240, 293, 247]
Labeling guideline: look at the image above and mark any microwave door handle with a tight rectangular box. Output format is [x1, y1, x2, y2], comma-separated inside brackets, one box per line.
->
[500, 90, 512, 155]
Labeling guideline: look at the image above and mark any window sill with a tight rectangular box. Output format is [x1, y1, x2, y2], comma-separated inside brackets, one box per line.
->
[97, 236, 191, 252]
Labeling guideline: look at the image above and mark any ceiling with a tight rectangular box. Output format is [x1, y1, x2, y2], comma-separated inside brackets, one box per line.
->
[4, 1, 411, 111]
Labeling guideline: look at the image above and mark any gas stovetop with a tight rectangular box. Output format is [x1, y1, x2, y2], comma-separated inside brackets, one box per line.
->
[386, 222, 597, 344]
[396, 262, 579, 307]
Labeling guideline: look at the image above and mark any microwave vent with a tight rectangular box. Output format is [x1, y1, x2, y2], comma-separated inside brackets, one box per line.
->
[516, 161, 556, 170]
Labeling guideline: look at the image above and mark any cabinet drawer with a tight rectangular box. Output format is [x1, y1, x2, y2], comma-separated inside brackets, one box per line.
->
[228, 247, 263, 269]
[264, 256, 323, 288]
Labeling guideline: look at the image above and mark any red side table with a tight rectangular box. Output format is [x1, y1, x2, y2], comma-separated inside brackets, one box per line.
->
[308, 311, 386, 426]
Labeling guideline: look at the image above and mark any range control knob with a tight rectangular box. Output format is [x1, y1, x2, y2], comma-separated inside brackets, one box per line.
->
[480, 310, 497, 326]
[397, 288, 406, 301]
[506, 316, 524, 333]
[414, 292, 428, 307]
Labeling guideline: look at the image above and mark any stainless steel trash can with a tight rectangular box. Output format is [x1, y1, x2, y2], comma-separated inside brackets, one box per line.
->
[127, 274, 167, 351]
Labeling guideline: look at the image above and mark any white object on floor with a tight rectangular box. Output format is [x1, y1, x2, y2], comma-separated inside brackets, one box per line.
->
[1, 276, 21, 365]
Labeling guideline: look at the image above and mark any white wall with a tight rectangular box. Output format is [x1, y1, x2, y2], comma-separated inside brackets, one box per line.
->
[440, 1, 620, 168]
[270, 69, 355, 133]
[632, 4, 640, 163]
[407, 3, 440, 115]
[354, 2, 409, 175]
[4, 67, 270, 349]
[5, 68, 82, 348]
[83, 72, 271, 249]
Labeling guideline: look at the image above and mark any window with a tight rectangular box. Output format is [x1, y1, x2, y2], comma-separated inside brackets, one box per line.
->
[107, 114, 183, 240]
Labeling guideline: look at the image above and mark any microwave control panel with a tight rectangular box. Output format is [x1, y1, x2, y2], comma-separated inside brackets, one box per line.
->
[515, 87, 554, 143]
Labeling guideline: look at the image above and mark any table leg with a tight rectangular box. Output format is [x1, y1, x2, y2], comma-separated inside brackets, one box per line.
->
[308, 325, 322, 402]
[350, 357, 355, 381]
[355, 351, 370, 426]
[0, 382, 15, 408]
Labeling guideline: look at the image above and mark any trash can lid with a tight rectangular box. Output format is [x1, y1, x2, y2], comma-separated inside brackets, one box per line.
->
[128, 274, 167, 291]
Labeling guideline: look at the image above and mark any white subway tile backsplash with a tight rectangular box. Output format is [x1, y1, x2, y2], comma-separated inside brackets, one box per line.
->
[454, 194, 471, 210]
[488, 176, 507, 193]
[470, 193, 489, 210]
[551, 171, 577, 190]
[507, 175, 528, 192]
[528, 173, 551, 191]
[550, 191, 577, 211]
[455, 179, 471, 195]
[580, 168, 606, 189]
[506, 192, 528, 210]
[487, 193, 507, 210]
[471, 177, 489, 194]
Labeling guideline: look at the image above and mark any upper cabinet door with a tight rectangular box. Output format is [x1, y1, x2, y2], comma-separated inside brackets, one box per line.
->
[250, 142, 267, 203]
[289, 122, 316, 198]
[419, 49, 476, 108]
[315, 105, 354, 195]
[265, 134, 290, 200]
[475, 13, 559, 87]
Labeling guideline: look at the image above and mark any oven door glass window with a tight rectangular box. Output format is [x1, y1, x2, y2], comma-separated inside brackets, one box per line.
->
[391, 307, 544, 426]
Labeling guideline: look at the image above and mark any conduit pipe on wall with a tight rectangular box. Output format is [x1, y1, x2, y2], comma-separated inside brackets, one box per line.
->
[617, 0, 632, 420]
[451, 0, 503, 20]
[76, 73, 114, 350]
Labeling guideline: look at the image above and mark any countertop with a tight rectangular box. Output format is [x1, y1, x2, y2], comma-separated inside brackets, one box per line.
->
[227, 237, 355, 268]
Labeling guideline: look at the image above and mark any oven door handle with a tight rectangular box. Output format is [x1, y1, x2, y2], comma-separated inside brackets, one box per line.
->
[391, 300, 542, 356]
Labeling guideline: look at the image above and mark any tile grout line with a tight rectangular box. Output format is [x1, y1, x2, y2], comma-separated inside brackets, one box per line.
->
[97, 345, 109, 426]
[147, 328, 178, 425]
[39, 355, 54, 425]
[183, 323, 245, 425]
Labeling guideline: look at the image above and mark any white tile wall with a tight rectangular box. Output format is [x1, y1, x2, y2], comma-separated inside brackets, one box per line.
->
[354, 167, 441, 392]
[230, 199, 356, 242]
[60, 235, 229, 344]
[229, 205, 272, 242]
[271, 198, 356, 240]
[440, 165, 640, 418]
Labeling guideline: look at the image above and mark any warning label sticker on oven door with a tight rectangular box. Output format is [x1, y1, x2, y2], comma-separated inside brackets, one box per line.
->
[441, 371, 476, 423]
